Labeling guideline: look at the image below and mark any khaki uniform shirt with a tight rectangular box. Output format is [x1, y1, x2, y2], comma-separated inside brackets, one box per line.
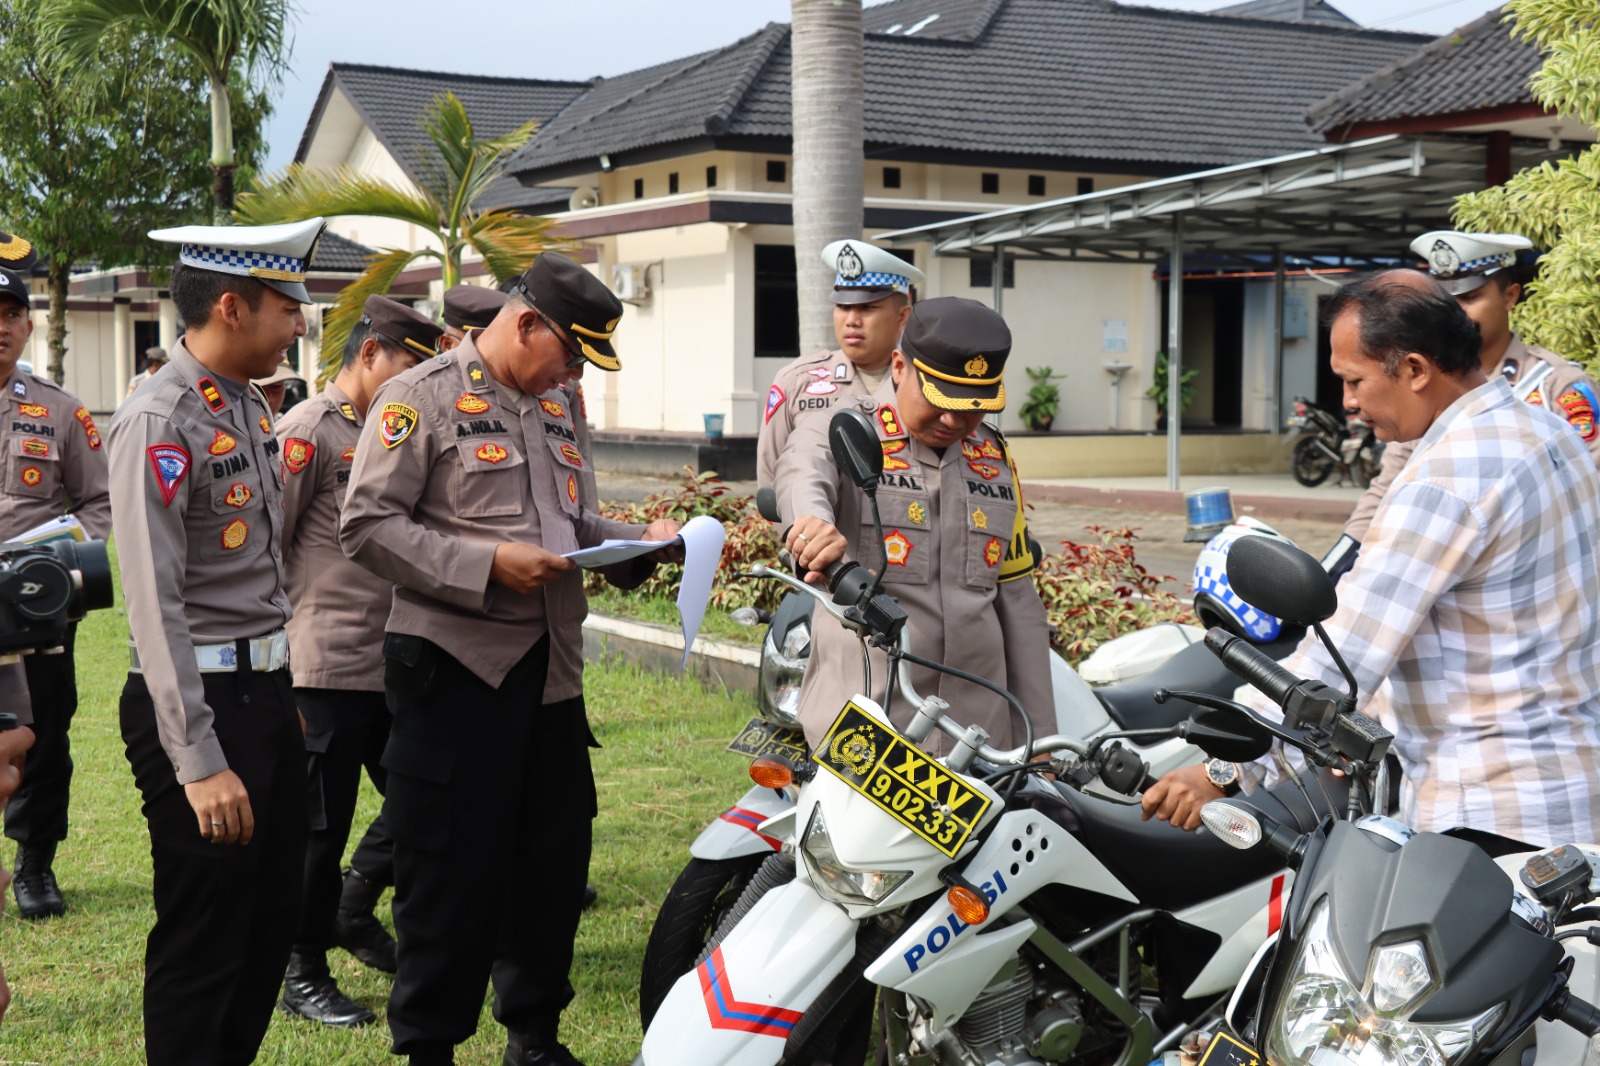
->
[1347, 335, 1600, 540]
[107, 340, 292, 784]
[757, 349, 867, 487]
[0, 368, 110, 542]
[339, 337, 645, 690]
[775, 382, 1055, 753]
[277, 381, 389, 691]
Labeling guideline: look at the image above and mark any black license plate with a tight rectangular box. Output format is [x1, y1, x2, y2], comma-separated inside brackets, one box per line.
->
[726, 717, 810, 765]
[813, 702, 991, 858]
[1200, 1031, 1262, 1066]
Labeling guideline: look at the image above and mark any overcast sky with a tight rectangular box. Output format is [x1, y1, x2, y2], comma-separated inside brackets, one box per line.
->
[262, 0, 1508, 170]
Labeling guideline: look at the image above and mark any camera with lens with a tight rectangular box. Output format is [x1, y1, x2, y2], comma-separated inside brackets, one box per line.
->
[0, 539, 114, 660]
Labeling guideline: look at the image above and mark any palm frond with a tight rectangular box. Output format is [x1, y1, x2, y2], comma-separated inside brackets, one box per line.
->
[42, 0, 292, 82]
[463, 212, 569, 283]
[319, 247, 425, 382]
[236, 163, 442, 231]
[413, 93, 539, 228]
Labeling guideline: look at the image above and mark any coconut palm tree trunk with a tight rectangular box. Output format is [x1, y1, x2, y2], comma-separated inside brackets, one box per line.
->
[210, 72, 235, 220]
[47, 259, 70, 385]
[790, 0, 864, 355]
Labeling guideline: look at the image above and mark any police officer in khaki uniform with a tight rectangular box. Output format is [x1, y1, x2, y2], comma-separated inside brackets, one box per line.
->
[757, 240, 923, 486]
[275, 296, 444, 1028]
[340, 252, 680, 1066]
[125, 345, 170, 403]
[778, 296, 1054, 752]
[1346, 230, 1600, 541]
[0, 260, 111, 920]
[108, 217, 326, 1066]
[438, 283, 507, 350]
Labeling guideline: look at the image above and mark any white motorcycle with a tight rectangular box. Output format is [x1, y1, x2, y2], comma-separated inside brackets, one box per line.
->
[636, 410, 1342, 1066]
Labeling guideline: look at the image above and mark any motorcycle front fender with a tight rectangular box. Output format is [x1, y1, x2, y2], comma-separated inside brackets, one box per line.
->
[639, 880, 858, 1066]
[688, 786, 794, 861]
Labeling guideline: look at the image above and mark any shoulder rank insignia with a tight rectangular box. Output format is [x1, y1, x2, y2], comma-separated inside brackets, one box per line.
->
[224, 482, 252, 508]
[74, 407, 101, 451]
[476, 442, 508, 464]
[456, 393, 490, 415]
[12, 380, 25, 397]
[196, 377, 226, 412]
[467, 361, 487, 386]
[147, 443, 190, 506]
[559, 443, 584, 467]
[17, 403, 46, 418]
[883, 530, 913, 567]
[877, 404, 903, 437]
[339, 403, 357, 422]
[764, 385, 786, 424]
[380, 403, 418, 449]
[834, 361, 849, 381]
[284, 438, 314, 473]
[220, 518, 249, 550]
[20, 467, 40, 487]
[1557, 383, 1600, 442]
[881, 439, 910, 472]
[208, 429, 236, 455]
[539, 398, 565, 419]
[21, 438, 49, 458]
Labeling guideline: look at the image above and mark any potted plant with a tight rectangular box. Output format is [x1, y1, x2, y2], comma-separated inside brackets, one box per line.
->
[1145, 351, 1197, 430]
[1019, 366, 1063, 432]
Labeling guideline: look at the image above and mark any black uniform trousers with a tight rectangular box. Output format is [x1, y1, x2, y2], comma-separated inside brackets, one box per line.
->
[293, 686, 394, 951]
[4, 624, 78, 845]
[120, 656, 308, 1066]
[382, 635, 595, 1061]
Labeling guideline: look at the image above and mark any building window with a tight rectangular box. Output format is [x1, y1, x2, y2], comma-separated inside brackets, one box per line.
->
[706, 165, 718, 188]
[969, 256, 1015, 289]
[633, 178, 644, 199]
[754, 245, 800, 360]
[766, 160, 787, 183]
[1028, 174, 1045, 198]
[981, 172, 1000, 195]
[1077, 176, 1095, 195]
[668, 172, 679, 195]
[883, 166, 902, 189]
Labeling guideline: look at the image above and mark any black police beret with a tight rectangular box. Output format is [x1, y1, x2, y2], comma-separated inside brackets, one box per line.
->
[362, 295, 444, 357]
[513, 252, 624, 371]
[900, 297, 1011, 412]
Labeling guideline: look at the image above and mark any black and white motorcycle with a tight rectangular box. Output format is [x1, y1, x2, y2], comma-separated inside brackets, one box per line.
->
[636, 410, 1342, 1066]
[1175, 534, 1600, 1066]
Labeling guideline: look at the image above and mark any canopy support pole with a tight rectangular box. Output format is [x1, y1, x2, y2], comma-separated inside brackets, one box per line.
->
[1166, 216, 1183, 491]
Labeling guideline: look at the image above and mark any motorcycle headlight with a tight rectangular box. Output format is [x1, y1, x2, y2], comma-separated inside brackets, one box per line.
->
[799, 806, 910, 907]
[758, 621, 809, 726]
[1268, 902, 1503, 1066]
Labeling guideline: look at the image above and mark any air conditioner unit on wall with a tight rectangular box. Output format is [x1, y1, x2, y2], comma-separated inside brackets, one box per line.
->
[611, 263, 651, 305]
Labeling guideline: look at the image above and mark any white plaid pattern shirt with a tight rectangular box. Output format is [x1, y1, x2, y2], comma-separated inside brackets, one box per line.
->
[1259, 376, 1600, 847]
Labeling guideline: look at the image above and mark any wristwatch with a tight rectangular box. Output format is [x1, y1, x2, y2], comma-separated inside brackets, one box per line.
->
[1204, 758, 1242, 797]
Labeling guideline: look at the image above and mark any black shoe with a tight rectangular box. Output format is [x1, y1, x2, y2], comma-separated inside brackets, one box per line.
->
[13, 842, 65, 920]
[581, 883, 598, 910]
[504, 1038, 585, 1066]
[279, 952, 376, 1028]
[334, 866, 397, 973]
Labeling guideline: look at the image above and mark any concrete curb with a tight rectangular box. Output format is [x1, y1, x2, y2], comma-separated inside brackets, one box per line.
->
[582, 612, 761, 695]
[1023, 481, 1355, 524]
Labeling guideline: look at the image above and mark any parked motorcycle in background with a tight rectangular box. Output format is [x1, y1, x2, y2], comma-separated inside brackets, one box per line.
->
[1285, 396, 1383, 488]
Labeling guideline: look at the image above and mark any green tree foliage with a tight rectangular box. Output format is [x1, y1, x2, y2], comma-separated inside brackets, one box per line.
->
[236, 92, 566, 379]
[1454, 0, 1600, 366]
[0, 0, 268, 382]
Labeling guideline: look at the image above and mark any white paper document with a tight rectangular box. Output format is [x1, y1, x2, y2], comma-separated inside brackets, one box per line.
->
[562, 538, 664, 568]
[3, 515, 86, 547]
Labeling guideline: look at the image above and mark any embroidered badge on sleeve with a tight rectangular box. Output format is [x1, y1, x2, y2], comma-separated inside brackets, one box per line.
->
[74, 407, 101, 450]
[764, 385, 786, 424]
[284, 438, 315, 473]
[147, 443, 191, 507]
[380, 403, 419, 449]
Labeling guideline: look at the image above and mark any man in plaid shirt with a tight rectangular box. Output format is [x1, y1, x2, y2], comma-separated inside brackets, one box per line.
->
[1146, 270, 1600, 846]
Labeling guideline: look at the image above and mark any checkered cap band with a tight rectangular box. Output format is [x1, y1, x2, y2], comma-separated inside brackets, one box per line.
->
[835, 271, 910, 292]
[1441, 252, 1515, 278]
[178, 243, 306, 279]
[1193, 562, 1282, 641]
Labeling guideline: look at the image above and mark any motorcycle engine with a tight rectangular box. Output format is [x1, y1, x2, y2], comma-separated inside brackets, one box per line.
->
[907, 956, 1085, 1066]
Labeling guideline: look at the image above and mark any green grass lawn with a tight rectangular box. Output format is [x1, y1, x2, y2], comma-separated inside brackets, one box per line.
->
[1, 547, 759, 1064]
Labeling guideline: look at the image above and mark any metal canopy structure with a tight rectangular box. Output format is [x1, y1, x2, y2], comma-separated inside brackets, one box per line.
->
[876, 133, 1568, 487]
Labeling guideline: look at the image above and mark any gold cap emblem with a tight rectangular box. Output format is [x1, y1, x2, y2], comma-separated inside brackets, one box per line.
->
[964, 355, 989, 378]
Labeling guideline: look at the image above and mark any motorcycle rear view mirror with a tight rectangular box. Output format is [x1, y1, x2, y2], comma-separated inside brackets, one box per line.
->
[1226, 534, 1338, 627]
[1181, 707, 1274, 763]
[828, 408, 883, 494]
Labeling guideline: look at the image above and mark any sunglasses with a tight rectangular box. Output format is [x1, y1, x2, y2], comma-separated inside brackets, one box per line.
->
[518, 284, 588, 369]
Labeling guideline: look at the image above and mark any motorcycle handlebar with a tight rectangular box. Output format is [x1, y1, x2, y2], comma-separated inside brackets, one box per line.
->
[1205, 627, 1301, 705]
[1553, 991, 1600, 1037]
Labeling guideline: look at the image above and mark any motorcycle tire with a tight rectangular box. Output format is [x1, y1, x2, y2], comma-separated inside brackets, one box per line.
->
[638, 853, 767, 1031]
[1291, 436, 1335, 487]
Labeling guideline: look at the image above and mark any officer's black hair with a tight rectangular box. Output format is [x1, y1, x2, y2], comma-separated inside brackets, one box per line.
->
[169, 263, 268, 331]
[1323, 269, 1482, 378]
[340, 322, 405, 368]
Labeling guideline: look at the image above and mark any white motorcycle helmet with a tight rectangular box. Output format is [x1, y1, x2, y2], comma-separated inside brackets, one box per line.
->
[1191, 516, 1290, 643]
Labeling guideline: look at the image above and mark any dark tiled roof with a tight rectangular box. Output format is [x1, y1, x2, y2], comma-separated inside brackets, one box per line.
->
[296, 63, 589, 211]
[309, 231, 379, 273]
[1308, 7, 1542, 134]
[1212, 0, 1359, 27]
[506, 0, 1428, 180]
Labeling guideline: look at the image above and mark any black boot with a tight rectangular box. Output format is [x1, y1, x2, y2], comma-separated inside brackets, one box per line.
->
[581, 883, 598, 910]
[279, 949, 376, 1028]
[505, 1032, 585, 1066]
[334, 866, 398, 973]
[12, 841, 65, 920]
